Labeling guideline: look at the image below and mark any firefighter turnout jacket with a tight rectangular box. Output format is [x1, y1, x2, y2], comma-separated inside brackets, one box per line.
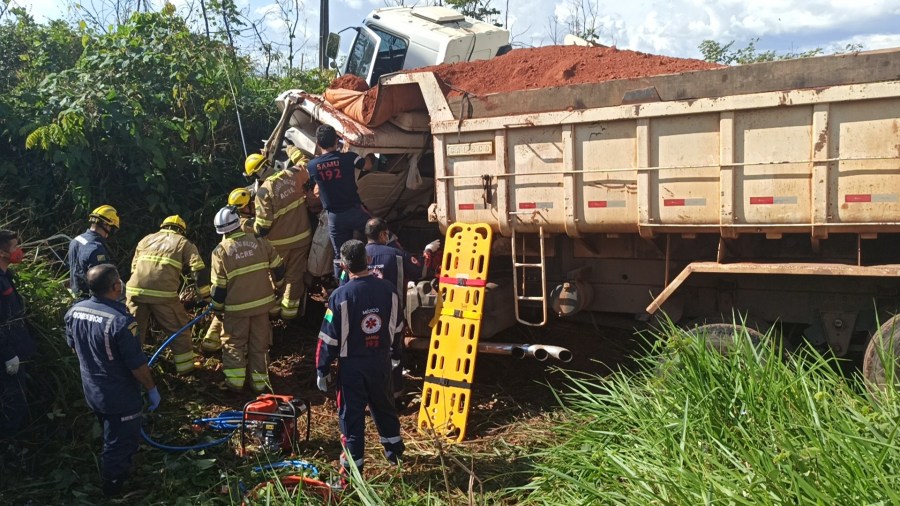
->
[126, 229, 209, 303]
[254, 167, 312, 249]
[68, 229, 112, 298]
[211, 232, 285, 317]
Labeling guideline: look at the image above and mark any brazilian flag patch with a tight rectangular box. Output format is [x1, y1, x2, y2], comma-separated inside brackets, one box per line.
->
[324, 309, 333, 323]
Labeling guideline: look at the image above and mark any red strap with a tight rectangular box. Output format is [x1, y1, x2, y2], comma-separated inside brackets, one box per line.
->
[439, 276, 487, 288]
[0, 287, 12, 297]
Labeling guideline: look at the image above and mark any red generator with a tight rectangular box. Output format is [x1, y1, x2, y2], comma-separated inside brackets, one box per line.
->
[240, 394, 310, 456]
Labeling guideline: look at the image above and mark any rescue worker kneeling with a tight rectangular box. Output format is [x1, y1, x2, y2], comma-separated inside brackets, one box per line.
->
[211, 206, 284, 393]
[202, 188, 257, 353]
[316, 239, 404, 477]
[125, 215, 210, 375]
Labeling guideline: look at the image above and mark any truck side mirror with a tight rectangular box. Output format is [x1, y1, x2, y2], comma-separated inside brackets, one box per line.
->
[326, 33, 340, 61]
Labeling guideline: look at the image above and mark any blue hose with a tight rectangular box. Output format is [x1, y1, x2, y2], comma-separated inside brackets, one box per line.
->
[252, 460, 320, 478]
[141, 304, 237, 452]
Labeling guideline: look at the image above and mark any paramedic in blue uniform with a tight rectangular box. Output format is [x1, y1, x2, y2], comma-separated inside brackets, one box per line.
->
[306, 124, 373, 281]
[65, 264, 160, 497]
[315, 239, 404, 475]
[361, 218, 426, 404]
[0, 230, 36, 438]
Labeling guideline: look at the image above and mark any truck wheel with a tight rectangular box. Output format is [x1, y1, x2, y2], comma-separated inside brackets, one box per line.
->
[687, 323, 764, 355]
[862, 315, 900, 394]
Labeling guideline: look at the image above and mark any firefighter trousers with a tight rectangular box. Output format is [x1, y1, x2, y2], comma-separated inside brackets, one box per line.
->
[126, 299, 194, 374]
[274, 243, 310, 320]
[222, 312, 272, 392]
[336, 354, 404, 472]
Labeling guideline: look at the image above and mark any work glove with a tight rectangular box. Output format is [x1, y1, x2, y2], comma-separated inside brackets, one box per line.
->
[5, 356, 20, 375]
[316, 373, 330, 392]
[147, 387, 161, 412]
[391, 359, 401, 370]
[423, 239, 441, 268]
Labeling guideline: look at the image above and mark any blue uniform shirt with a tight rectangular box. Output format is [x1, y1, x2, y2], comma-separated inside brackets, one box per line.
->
[307, 151, 366, 212]
[0, 268, 35, 363]
[68, 229, 111, 298]
[364, 243, 420, 298]
[317, 275, 401, 376]
[65, 297, 146, 414]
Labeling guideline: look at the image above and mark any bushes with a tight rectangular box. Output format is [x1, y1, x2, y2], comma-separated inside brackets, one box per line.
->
[520, 324, 900, 504]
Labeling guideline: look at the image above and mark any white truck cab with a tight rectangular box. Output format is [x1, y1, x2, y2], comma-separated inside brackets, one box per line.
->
[333, 6, 511, 86]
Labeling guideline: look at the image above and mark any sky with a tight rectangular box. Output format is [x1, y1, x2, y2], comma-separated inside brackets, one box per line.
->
[17, 0, 900, 61]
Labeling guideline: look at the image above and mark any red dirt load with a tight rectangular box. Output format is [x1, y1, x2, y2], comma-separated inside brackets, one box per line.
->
[329, 74, 369, 92]
[423, 45, 723, 96]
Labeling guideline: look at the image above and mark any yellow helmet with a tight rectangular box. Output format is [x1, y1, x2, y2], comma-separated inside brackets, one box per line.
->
[89, 205, 120, 229]
[228, 187, 252, 208]
[160, 215, 187, 233]
[244, 153, 268, 177]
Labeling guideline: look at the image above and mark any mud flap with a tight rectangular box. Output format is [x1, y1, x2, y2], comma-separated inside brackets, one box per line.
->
[417, 223, 492, 443]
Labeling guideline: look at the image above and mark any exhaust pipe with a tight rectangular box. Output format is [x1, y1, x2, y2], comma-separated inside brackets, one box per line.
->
[403, 337, 571, 363]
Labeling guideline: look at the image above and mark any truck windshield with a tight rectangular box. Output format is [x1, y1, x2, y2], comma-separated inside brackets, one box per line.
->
[345, 28, 378, 83]
[344, 26, 409, 86]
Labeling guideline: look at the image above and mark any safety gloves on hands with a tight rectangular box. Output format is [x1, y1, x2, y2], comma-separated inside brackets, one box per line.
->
[316, 373, 330, 392]
[5, 356, 19, 375]
[147, 386, 162, 412]
[391, 359, 400, 370]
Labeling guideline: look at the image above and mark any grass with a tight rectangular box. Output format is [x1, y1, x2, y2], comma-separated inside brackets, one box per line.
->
[517, 321, 900, 505]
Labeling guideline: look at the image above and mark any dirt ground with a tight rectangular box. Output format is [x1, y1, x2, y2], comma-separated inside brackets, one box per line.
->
[149, 303, 642, 500]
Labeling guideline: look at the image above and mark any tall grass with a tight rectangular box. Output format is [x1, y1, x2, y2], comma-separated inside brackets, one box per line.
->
[519, 322, 900, 505]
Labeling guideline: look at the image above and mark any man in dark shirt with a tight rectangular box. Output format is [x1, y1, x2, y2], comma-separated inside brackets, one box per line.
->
[0, 230, 36, 438]
[68, 205, 119, 299]
[316, 240, 404, 479]
[65, 264, 160, 497]
[306, 125, 372, 281]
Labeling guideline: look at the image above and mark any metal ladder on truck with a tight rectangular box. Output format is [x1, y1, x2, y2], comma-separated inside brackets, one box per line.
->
[510, 224, 548, 326]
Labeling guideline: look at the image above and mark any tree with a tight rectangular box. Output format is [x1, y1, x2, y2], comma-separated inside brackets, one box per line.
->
[697, 38, 841, 65]
[445, 0, 502, 26]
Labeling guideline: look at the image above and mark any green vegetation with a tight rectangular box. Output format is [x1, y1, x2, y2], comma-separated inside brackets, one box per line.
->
[520, 324, 900, 504]
[699, 38, 864, 64]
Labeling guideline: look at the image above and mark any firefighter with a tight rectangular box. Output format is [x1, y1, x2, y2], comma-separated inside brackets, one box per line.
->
[307, 125, 374, 281]
[316, 239, 404, 477]
[65, 264, 160, 497]
[68, 205, 119, 299]
[201, 188, 256, 353]
[125, 215, 209, 374]
[211, 206, 285, 393]
[0, 230, 36, 438]
[247, 149, 313, 320]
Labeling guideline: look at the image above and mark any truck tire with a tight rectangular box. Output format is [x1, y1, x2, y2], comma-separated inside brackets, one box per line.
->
[862, 314, 900, 394]
[687, 323, 764, 355]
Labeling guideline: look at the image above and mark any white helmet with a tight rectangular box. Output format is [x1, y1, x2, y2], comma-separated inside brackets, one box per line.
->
[214, 206, 241, 234]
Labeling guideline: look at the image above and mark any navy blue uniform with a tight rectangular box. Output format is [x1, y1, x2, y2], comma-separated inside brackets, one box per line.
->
[307, 151, 369, 279]
[65, 297, 146, 483]
[316, 275, 404, 471]
[0, 268, 35, 435]
[68, 230, 112, 298]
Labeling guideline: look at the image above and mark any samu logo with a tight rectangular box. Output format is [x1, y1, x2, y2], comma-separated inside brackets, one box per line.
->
[361, 313, 382, 335]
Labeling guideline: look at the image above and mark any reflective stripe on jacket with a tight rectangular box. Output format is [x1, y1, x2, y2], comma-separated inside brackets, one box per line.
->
[125, 230, 206, 303]
[211, 232, 283, 317]
[254, 167, 312, 251]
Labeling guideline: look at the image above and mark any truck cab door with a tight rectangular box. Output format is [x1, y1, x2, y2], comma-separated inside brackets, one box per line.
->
[344, 26, 382, 86]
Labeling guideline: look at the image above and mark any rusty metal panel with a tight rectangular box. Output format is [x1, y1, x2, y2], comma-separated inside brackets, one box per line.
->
[574, 120, 639, 233]
[829, 98, 900, 224]
[649, 114, 721, 225]
[733, 106, 814, 225]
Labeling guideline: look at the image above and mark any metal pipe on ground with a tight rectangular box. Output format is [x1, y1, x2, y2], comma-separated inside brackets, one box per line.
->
[404, 337, 572, 363]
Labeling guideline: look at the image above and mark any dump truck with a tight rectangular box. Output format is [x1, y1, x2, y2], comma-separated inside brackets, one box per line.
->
[276, 45, 900, 382]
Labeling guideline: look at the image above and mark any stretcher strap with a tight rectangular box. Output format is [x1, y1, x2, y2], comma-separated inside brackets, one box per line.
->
[438, 276, 487, 288]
